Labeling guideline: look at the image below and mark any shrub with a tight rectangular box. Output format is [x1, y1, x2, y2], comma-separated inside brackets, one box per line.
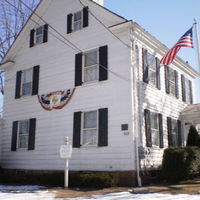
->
[162, 147, 200, 182]
[187, 125, 200, 147]
[69, 172, 119, 188]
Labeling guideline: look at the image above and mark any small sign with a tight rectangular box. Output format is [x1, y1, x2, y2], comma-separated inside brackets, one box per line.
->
[60, 144, 72, 159]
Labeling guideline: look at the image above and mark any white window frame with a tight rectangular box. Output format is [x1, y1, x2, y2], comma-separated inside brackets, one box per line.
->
[18, 120, 29, 149]
[150, 112, 159, 147]
[83, 48, 99, 84]
[21, 68, 33, 96]
[35, 26, 43, 45]
[148, 52, 156, 86]
[168, 67, 176, 96]
[73, 10, 83, 31]
[81, 110, 98, 147]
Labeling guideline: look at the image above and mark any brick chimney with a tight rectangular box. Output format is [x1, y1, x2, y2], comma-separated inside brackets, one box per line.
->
[92, 0, 104, 6]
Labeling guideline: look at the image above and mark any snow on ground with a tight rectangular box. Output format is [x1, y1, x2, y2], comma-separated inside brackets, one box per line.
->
[0, 185, 200, 200]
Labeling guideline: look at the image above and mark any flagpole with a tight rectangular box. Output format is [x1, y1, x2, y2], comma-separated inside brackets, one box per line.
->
[194, 18, 200, 73]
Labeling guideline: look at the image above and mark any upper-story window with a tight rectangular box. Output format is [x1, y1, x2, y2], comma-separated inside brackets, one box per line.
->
[165, 65, 179, 99]
[22, 68, 33, 96]
[181, 75, 193, 104]
[84, 49, 98, 83]
[67, 7, 89, 34]
[75, 45, 108, 86]
[30, 24, 48, 48]
[15, 65, 40, 99]
[143, 49, 161, 89]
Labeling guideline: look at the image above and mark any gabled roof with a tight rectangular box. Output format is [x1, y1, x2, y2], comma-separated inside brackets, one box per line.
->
[181, 104, 200, 113]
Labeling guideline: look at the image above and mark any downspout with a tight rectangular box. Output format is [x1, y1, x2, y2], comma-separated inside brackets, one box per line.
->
[130, 27, 142, 187]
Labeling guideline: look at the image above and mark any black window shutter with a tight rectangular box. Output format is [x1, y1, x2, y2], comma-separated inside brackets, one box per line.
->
[11, 121, 18, 151]
[32, 65, 40, 95]
[83, 7, 89, 28]
[73, 112, 82, 148]
[177, 120, 182, 147]
[189, 80, 193, 104]
[30, 29, 35, 48]
[144, 109, 152, 147]
[156, 57, 161, 90]
[181, 74, 186, 102]
[167, 117, 172, 147]
[143, 49, 148, 83]
[28, 118, 36, 150]
[67, 13, 73, 34]
[158, 113, 164, 148]
[165, 65, 170, 94]
[15, 71, 22, 99]
[75, 53, 82, 86]
[175, 70, 179, 99]
[99, 45, 108, 81]
[98, 108, 108, 147]
[43, 24, 48, 43]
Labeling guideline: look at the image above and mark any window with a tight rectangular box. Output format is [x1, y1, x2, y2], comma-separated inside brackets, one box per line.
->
[36, 26, 43, 44]
[11, 119, 36, 151]
[150, 112, 159, 146]
[84, 49, 98, 83]
[18, 120, 29, 149]
[73, 108, 108, 148]
[144, 109, 163, 148]
[181, 74, 193, 104]
[74, 11, 82, 31]
[165, 65, 179, 98]
[167, 117, 181, 147]
[82, 111, 98, 146]
[22, 68, 32, 96]
[15, 65, 40, 99]
[30, 24, 48, 48]
[143, 49, 160, 89]
[67, 7, 88, 34]
[75, 46, 108, 86]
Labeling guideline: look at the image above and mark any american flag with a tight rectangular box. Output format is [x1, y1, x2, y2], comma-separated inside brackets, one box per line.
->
[160, 27, 193, 65]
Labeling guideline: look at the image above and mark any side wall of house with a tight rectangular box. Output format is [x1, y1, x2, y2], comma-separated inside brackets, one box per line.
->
[133, 36, 196, 172]
[1, 0, 136, 174]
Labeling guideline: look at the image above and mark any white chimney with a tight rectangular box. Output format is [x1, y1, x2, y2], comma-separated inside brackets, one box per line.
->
[92, 0, 104, 6]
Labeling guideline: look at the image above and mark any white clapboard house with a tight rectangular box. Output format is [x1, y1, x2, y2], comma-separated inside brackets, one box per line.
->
[0, 0, 199, 186]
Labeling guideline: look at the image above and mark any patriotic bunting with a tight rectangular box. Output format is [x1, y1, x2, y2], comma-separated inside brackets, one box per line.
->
[38, 88, 76, 111]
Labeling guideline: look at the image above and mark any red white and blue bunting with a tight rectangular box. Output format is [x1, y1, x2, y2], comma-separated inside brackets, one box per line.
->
[38, 88, 76, 111]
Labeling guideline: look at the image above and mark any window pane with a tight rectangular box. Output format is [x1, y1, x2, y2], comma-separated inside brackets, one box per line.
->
[36, 27, 43, 35]
[19, 121, 29, 135]
[84, 111, 97, 129]
[170, 83, 176, 96]
[83, 129, 97, 146]
[36, 35, 43, 44]
[74, 21, 82, 31]
[152, 130, 159, 146]
[19, 135, 28, 148]
[169, 68, 175, 82]
[151, 113, 158, 129]
[149, 69, 156, 85]
[22, 82, 32, 96]
[23, 69, 32, 83]
[84, 65, 98, 82]
[85, 51, 97, 67]
[148, 53, 155, 70]
[74, 11, 81, 21]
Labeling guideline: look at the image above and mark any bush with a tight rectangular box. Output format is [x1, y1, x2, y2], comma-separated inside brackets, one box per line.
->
[69, 172, 119, 188]
[162, 147, 200, 182]
[187, 125, 200, 147]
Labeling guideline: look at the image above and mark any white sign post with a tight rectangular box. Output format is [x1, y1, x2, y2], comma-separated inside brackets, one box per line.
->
[60, 137, 72, 189]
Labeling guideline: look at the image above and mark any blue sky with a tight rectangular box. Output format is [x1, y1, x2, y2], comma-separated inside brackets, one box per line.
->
[104, 0, 200, 103]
